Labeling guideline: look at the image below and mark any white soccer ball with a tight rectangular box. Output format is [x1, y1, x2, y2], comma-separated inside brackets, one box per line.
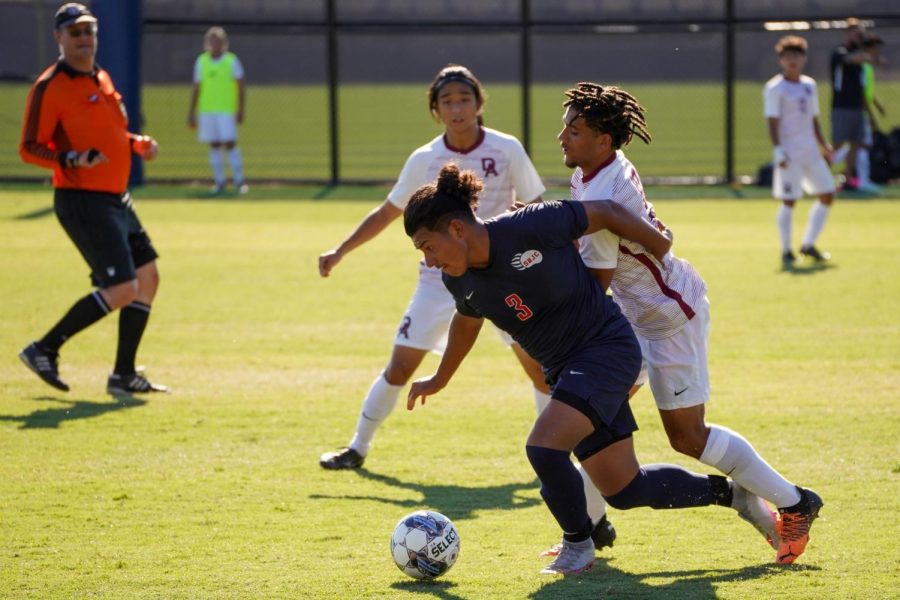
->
[390, 510, 460, 579]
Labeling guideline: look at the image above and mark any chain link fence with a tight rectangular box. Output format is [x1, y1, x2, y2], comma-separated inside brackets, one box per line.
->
[1, 0, 898, 185]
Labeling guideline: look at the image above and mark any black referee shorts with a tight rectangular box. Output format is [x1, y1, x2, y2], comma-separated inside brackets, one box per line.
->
[54, 188, 159, 288]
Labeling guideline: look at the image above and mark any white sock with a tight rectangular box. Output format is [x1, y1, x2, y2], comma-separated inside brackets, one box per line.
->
[831, 144, 849, 165]
[575, 463, 608, 526]
[777, 204, 793, 253]
[533, 388, 551, 415]
[699, 424, 801, 508]
[228, 147, 245, 184]
[857, 148, 870, 187]
[801, 201, 830, 248]
[209, 148, 225, 186]
[348, 373, 404, 456]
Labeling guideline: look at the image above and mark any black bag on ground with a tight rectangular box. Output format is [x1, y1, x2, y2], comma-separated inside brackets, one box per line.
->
[870, 131, 893, 184]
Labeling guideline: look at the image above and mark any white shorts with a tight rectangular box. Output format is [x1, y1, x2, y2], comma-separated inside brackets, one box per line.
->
[635, 296, 711, 410]
[773, 151, 835, 200]
[197, 113, 238, 143]
[393, 265, 514, 353]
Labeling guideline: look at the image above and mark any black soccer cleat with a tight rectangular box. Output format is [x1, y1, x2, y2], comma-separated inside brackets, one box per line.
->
[799, 245, 830, 263]
[19, 342, 69, 392]
[591, 514, 617, 550]
[781, 251, 796, 270]
[107, 372, 169, 395]
[541, 514, 617, 557]
[319, 447, 365, 470]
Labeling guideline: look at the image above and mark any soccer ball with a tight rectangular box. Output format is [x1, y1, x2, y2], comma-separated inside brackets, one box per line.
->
[390, 510, 460, 579]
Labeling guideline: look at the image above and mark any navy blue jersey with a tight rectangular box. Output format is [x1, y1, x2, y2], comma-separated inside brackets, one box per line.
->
[442, 201, 631, 369]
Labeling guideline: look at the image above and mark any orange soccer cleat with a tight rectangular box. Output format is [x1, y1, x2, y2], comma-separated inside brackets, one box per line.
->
[776, 487, 823, 564]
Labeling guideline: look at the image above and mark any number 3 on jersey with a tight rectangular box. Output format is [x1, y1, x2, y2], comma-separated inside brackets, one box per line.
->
[505, 293, 533, 321]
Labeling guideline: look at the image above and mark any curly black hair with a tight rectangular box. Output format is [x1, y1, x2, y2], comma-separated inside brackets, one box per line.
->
[563, 82, 652, 149]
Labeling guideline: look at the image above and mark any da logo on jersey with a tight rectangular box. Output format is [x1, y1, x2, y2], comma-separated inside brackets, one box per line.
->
[511, 249, 542, 271]
[482, 157, 499, 177]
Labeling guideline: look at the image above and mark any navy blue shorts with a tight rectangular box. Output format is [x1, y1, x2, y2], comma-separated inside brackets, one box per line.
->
[544, 320, 642, 460]
[55, 189, 158, 288]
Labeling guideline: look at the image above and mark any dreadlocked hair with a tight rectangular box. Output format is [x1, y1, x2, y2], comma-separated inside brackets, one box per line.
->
[404, 163, 481, 237]
[563, 82, 652, 148]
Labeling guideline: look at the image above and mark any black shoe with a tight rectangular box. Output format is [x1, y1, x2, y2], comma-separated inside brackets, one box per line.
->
[107, 372, 169, 395]
[782, 251, 796, 269]
[19, 342, 69, 391]
[591, 514, 616, 550]
[541, 514, 617, 557]
[319, 447, 365, 469]
[799, 245, 830, 262]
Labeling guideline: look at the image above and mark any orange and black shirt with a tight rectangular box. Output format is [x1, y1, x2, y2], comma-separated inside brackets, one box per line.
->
[20, 60, 142, 194]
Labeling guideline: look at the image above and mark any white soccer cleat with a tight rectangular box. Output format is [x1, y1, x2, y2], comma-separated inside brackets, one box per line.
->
[540, 538, 595, 575]
[732, 484, 780, 549]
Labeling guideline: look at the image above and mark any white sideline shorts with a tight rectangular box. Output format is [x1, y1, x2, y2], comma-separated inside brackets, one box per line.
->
[773, 150, 835, 200]
[393, 265, 514, 353]
[198, 113, 238, 143]
[635, 296, 711, 410]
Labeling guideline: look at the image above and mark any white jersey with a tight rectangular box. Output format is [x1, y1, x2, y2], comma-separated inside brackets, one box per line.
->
[763, 74, 821, 156]
[572, 151, 707, 340]
[388, 127, 545, 287]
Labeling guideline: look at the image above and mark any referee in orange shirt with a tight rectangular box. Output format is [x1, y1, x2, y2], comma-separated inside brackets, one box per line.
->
[18, 3, 167, 395]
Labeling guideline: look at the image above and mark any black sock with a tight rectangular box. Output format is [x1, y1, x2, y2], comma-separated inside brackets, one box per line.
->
[604, 464, 720, 510]
[115, 301, 151, 375]
[526, 445, 593, 542]
[39, 291, 110, 352]
[708, 474, 734, 507]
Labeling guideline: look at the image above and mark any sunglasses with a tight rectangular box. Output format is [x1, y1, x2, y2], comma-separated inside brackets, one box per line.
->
[65, 25, 96, 38]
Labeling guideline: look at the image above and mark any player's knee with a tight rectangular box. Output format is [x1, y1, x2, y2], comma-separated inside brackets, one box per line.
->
[383, 362, 414, 386]
[603, 471, 646, 510]
[666, 428, 707, 459]
[102, 280, 139, 310]
[143, 266, 160, 296]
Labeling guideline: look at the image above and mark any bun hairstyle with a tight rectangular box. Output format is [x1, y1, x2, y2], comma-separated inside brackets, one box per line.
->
[404, 163, 482, 237]
[428, 64, 486, 126]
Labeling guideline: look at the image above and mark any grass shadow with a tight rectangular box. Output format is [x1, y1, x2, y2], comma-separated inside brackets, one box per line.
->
[309, 467, 541, 521]
[780, 261, 836, 276]
[0, 395, 146, 429]
[389, 579, 466, 600]
[531, 557, 821, 599]
[12, 206, 54, 220]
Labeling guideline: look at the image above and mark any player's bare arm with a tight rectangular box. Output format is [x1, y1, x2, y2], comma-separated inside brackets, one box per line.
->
[187, 82, 200, 128]
[811, 117, 833, 160]
[767, 117, 789, 167]
[581, 200, 671, 262]
[407, 312, 483, 410]
[318, 200, 403, 277]
[236, 78, 246, 124]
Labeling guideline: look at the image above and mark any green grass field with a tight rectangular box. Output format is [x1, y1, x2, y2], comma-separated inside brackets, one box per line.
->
[3, 81, 899, 183]
[1, 186, 899, 599]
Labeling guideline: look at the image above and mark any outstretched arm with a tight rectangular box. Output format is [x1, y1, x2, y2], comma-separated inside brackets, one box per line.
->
[407, 312, 484, 410]
[318, 199, 403, 277]
[580, 200, 672, 261]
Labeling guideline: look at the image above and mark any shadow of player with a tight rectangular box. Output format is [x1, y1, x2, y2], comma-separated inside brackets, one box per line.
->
[530, 556, 820, 599]
[0, 395, 146, 429]
[309, 467, 541, 522]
